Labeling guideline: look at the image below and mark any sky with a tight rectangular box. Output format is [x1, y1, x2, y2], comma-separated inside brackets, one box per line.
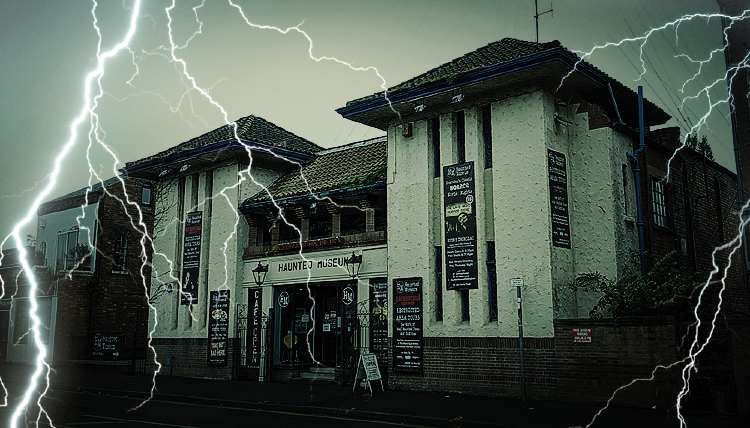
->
[0, 0, 736, 245]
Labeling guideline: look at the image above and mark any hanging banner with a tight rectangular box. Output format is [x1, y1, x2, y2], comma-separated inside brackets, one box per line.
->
[443, 161, 478, 290]
[393, 277, 423, 373]
[248, 288, 263, 367]
[208, 290, 230, 366]
[181, 211, 203, 305]
[547, 150, 571, 248]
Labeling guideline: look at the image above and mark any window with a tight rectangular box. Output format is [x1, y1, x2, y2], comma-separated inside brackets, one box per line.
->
[190, 174, 199, 211]
[651, 178, 668, 227]
[435, 246, 443, 322]
[431, 118, 441, 178]
[113, 234, 128, 271]
[36, 241, 47, 266]
[341, 209, 366, 235]
[460, 289, 470, 322]
[714, 178, 725, 243]
[205, 171, 213, 217]
[454, 111, 466, 163]
[482, 105, 492, 169]
[487, 241, 498, 322]
[308, 214, 332, 240]
[12, 300, 29, 344]
[141, 185, 152, 206]
[56, 230, 79, 272]
[278, 215, 302, 244]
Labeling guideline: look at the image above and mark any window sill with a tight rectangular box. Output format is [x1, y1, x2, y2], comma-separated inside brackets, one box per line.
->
[623, 215, 636, 223]
[111, 270, 130, 275]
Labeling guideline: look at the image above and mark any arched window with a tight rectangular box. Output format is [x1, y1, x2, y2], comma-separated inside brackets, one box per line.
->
[113, 235, 128, 271]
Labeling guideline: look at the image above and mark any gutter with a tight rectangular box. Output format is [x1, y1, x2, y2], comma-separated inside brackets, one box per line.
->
[337, 48, 670, 126]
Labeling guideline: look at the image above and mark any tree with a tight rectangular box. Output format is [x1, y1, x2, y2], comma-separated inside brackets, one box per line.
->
[568, 251, 698, 319]
[685, 133, 714, 161]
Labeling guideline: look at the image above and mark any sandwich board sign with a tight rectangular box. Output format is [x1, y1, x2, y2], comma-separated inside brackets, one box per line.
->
[352, 353, 384, 394]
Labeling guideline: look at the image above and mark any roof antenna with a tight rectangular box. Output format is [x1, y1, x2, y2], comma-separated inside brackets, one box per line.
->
[534, 0, 553, 43]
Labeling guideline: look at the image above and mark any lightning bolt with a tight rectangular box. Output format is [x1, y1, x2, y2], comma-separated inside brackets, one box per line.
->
[0, 1, 144, 426]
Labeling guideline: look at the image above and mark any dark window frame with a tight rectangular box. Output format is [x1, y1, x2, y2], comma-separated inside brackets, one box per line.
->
[454, 111, 466, 164]
[113, 234, 128, 272]
[487, 241, 498, 322]
[435, 246, 443, 322]
[482, 105, 492, 169]
[431, 118, 441, 178]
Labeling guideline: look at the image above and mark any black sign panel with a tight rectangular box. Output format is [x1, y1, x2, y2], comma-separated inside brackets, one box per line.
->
[443, 161, 478, 290]
[181, 211, 203, 305]
[248, 288, 263, 368]
[393, 277, 422, 373]
[91, 333, 124, 359]
[548, 150, 571, 248]
[208, 290, 230, 366]
[369, 279, 388, 364]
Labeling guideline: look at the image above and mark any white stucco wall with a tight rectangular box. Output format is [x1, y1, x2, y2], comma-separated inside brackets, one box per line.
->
[149, 161, 283, 340]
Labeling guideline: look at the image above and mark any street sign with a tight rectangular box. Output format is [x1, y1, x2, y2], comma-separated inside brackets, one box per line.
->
[91, 333, 124, 360]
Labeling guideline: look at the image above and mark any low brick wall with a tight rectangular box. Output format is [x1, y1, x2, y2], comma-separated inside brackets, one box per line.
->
[388, 318, 684, 408]
[149, 338, 235, 380]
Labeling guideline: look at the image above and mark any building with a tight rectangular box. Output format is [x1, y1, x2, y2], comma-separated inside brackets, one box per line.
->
[239, 136, 387, 382]
[337, 38, 747, 413]
[1, 176, 153, 372]
[124, 114, 322, 379]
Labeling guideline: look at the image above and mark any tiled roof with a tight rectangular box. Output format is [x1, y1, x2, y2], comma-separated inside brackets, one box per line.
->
[127, 115, 322, 168]
[45, 176, 123, 204]
[243, 136, 387, 205]
[347, 38, 561, 106]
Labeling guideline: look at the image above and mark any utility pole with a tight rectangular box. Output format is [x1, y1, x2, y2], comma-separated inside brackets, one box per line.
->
[534, 0, 553, 43]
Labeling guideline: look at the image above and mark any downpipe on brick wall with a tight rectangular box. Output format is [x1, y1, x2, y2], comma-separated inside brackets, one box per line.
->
[626, 86, 647, 276]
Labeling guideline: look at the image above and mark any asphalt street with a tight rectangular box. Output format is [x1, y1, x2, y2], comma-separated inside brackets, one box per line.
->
[2, 389, 433, 428]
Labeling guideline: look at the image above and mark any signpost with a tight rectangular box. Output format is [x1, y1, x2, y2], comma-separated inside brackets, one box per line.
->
[352, 353, 384, 394]
[181, 211, 203, 305]
[511, 278, 526, 401]
[393, 277, 423, 373]
[208, 290, 230, 366]
[443, 162, 478, 290]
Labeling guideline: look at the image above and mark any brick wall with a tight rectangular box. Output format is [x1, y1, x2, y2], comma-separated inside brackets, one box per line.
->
[50, 177, 153, 367]
[150, 338, 235, 380]
[387, 319, 682, 408]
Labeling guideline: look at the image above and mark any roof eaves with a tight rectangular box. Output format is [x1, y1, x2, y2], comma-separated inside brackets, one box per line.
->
[239, 180, 387, 213]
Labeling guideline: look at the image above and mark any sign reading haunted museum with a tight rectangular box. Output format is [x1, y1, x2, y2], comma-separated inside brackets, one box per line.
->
[393, 277, 423, 373]
[181, 211, 203, 305]
[443, 161, 478, 290]
[547, 150, 571, 248]
[248, 288, 263, 367]
[208, 290, 230, 365]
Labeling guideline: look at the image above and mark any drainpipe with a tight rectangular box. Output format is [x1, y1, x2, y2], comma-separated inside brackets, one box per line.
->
[626, 86, 647, 276]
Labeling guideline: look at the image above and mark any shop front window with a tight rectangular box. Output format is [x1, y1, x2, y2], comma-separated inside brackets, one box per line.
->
[273, 285, 313, 365]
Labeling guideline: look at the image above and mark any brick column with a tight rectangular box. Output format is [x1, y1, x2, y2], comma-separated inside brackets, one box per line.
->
[327, 203, 342, 237]
[293, 206, 310, 241]
[359, 194, 376, 233]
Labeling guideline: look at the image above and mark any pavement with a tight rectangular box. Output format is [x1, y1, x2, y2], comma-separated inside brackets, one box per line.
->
[0, 363, 747, 428]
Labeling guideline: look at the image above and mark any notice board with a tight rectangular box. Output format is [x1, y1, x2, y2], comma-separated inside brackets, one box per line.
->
[181, 211, 203, 305]
[443, 162, 478, 290]
[208, 290, 230, 365]
[393, 277, 423, 373]
[547, 150, 571, 248]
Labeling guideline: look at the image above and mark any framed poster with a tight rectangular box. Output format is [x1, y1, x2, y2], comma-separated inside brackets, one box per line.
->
[208, 290, 230, 365]
[443, 162, 478, 290]
[393, 277, 423, 373]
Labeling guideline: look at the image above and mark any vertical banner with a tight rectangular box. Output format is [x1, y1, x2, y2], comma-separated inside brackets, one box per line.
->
[393, 277, 423, 373]
[248, 288, 263, 367]
[547, 150, 571, 248]
[181, 211, 203, 305]
[208, 290, 230, 365]
[443, 161, 478, 290]
[369, 279, 388, 364]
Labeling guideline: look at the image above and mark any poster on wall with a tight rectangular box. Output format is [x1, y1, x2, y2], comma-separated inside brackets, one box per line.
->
[443, 161, 478, 290]
[248, 288, 263, 367]
[369, 279, 388, 364]
[393, 277, 423, 373]
[208, 290, 230, 366]
[547, 150, 571, 248]
[181, 211, 203, 305]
